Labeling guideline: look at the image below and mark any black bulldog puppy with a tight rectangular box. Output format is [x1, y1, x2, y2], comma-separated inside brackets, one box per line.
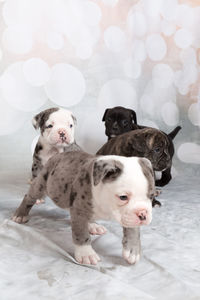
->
[102, 106, 181, 187]
[102, 106, 137, 139]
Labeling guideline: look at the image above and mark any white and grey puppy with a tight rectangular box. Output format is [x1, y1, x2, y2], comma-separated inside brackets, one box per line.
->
[12, 151, 155, 265]
[31, 107, 81, 180]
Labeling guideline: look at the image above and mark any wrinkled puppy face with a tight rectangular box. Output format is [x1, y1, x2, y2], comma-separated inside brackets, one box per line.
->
[33, 108, 76, 147]
[102, 106, 137, 138]
[93, 156, 155, 227]
[145, 131, 171, 171]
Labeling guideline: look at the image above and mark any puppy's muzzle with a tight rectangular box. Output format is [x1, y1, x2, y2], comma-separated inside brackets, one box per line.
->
[121, 207, 152, 227]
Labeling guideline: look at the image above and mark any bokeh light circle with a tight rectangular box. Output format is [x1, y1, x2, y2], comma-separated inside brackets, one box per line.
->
[2, 26, 33, 54]
[23, 58, 51, 87]
[146, 34, 167, 61]
[188, 103, 200, 126]
[104, 26, 126, 53]
[177, 143, 200, 164]
[44, 63, 86, 107]
[152, 64, 174, 88]
[98, 79, 137, 114]
[0, 62, 47, 112]
[161, 102, 179, 126]
[174, 29, 193, 49]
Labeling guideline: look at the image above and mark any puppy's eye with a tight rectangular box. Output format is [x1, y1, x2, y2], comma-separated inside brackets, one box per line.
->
[122, 120, 128, 127]
[107, 117, 112, 122]
[47, 124, 53, 128]
[70, 124, 73, 128]
[119, 195, 128, 201]
[154, 147, 160, 153]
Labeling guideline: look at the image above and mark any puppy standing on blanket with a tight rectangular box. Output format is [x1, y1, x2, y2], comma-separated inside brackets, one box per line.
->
[12, 151, 156, 265]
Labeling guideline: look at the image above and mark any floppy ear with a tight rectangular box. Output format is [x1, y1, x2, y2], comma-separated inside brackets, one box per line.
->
[102, 109, 111, 122]
[71, 114, 77, 125]
[32, 111, 46, 130]
[93, 159, 123, 186]
[128, 109, 137, 124]
[32, 107, 59, 130]
[139, 157, 154, 178]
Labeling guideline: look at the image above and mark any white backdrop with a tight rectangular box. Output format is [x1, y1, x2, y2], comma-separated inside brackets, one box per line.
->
[0, 0, 200, 174]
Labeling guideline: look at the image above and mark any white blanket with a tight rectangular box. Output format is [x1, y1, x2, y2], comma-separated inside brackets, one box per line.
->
[0, 172, 200, 300]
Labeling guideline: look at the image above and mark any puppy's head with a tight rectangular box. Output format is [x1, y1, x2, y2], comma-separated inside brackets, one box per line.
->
[128, 128, 171, 172]
[102, 106, 137, 139]
[32, 107, 76, 147]
[92, 155, 155, 227]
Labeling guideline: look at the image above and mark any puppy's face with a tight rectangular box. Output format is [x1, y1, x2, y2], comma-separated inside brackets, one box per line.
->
[129, 129, 171, 171]
[93, 156, 155, 227]
[102, 107, 137, 138]
[33, 108, 76, 147]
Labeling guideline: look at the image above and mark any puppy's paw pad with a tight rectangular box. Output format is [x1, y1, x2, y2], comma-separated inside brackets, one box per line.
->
[88, 223, 107, 235]
[123, 249, 140, 265]
[12, 215, 29, 224]
[36, 199, 45, 205]
[75, 245, 100, 265]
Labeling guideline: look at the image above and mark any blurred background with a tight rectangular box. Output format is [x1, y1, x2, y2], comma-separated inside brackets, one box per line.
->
[0, 0, 199, 179]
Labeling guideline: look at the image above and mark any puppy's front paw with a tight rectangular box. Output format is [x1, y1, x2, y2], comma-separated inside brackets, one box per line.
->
[12, 215, 29, 224]
[74, 245, 100, 265]
[88, 223, 107, 235]
[122, 248, 140, 265]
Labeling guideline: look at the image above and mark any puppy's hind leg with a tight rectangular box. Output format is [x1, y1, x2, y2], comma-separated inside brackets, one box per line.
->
[12, 174, 47, 224]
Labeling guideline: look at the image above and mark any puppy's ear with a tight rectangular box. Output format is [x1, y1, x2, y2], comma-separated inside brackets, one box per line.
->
[168, 126, 181, 140]
[32, 107, 59, 130]
[139, 157, 154, 178]
[32, 111, 45, 130]
[102, 109, 111, 122]
[71, 114, 77, 125]
[128, 109, 137, 124]
[93, 159, 123, 186]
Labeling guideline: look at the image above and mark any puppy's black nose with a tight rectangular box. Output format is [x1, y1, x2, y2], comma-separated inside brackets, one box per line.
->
[59, 132, 65, 138]
[138, 214, 146, 221]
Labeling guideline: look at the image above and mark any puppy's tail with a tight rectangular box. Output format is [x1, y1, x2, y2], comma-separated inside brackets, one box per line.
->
[168, 126, 181, 140]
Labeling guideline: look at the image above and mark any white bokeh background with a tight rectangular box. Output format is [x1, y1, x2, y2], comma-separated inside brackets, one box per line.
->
[0, 0, 200, 171]
[0, 2, 200, 300]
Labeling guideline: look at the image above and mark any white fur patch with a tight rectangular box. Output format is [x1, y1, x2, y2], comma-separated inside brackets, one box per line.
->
[88, 223, 107, 235]
[74, 244, 100, 265]
[123, 249, 140, 264]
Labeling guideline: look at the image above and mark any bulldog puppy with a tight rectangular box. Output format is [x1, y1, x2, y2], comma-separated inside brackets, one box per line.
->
[97, 127, 176, 188]
[31, 107, 81, 181]
[12, 151, 156, 265]
[102, 106, 137, 139]
[102, 106, 181, 187]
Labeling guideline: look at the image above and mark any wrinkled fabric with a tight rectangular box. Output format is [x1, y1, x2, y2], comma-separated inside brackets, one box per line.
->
[0, 167, 199, 300]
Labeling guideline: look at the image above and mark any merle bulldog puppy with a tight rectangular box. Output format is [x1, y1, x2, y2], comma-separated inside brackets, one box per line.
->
[102, 106, 137, 139]
[12, 151, 156, 265]
[102, 106, 181, 187]
[32, 107, 81, 181]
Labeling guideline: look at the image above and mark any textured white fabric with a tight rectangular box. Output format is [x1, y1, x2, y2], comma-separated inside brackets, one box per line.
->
[0, 167, 199, 300]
